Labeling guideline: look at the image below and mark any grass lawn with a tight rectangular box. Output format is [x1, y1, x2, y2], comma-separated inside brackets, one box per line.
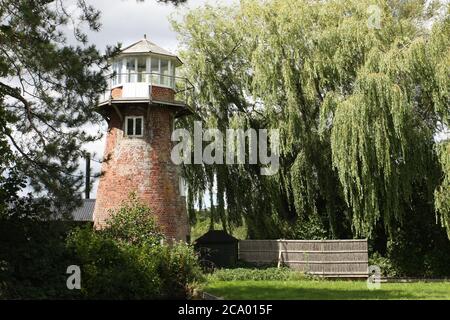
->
[205, 280, 450, 300]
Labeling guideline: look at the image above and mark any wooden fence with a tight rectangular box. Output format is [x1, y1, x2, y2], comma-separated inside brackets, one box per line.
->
[239, 239, 368, 278]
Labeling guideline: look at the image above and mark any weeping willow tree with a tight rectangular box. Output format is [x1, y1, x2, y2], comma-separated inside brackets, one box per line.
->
[436, 140, 450, 237]
[432, 9, 450, 238]
[172, 0, 450, 240]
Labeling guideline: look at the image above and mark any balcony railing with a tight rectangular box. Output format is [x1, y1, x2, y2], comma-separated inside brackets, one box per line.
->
[99, 72, 193, 106]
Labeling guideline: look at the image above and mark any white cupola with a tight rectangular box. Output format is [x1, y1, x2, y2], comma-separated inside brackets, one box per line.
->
[99, 35, 188, 107]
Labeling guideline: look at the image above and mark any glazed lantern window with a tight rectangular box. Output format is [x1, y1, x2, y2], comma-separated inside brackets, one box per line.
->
[110, 56, 176, 89]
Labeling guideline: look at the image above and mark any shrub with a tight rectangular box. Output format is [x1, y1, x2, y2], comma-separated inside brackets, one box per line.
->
[102, 193, 164, 246]
[67, 227, 204, 299]
[288, 215, 328, 240]
[208, 267, 307, 282]
[66, 194, 204, 299]
[66, 227, 163, 299]
[155, 242, 205, 298]
[369, 252, 398, 277]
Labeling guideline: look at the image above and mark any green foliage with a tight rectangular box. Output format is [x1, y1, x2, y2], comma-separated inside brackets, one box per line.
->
[0, 161, 83, 298]
[0, 193, 204, 299]
[208, 267, 307, 282]
[66, 195, 204, 299]
[102, 193, 164, 246]
[156, 242, 205, 297]
[381, 228, 450, 278]
[173, 0, 450, 240]
[0, 196, 83, 299]
[67, 227, 204, 299]
[369, 253, 398, 278]
[173, 0, 450, 278]
[435, 141, 450, 238]
[190, 208, 247, 242]
[369, 187, 450, 277]
[0, 0, 119, 209]
[67, 227, 163, 299]
[288, 215, 328, 240]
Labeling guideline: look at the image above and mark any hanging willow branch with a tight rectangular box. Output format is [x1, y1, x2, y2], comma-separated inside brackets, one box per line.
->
[172, 0, 450, 239]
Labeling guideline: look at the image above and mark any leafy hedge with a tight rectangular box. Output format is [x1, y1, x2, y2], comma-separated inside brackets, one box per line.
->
[0, 194, 204, 299]
[65, 194, 204, 299]
[0, 219, 82, 299]
[0, 196, 84, 299]
[67, 227, 203, 299]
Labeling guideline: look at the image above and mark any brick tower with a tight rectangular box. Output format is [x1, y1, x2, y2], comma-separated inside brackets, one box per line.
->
[93, 36, 190, 241]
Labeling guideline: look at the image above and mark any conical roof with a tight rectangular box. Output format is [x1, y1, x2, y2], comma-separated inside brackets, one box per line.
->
[120, 36, 182, 65]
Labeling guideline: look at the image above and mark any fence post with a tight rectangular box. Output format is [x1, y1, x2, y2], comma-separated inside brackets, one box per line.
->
[277, 240, 282, 268]
[321, 240, 325, 276]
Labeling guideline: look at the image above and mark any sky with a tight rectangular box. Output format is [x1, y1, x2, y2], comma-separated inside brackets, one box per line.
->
[75, 0, 235, 199]
[81, 0, 224, 53]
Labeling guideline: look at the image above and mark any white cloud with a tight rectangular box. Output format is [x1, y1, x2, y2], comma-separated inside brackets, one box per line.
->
[78, 0, 236, 53]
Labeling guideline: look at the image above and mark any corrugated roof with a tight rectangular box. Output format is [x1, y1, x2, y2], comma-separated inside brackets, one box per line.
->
[71, 199, 95, 221]
[9, 198, 95, 222]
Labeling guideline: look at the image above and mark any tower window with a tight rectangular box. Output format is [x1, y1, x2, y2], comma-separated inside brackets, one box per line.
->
[160, 59, 169, 86]
[126, 58, 136, 83]
[137, 57, 147, 82]
[125, 116, 144, 137]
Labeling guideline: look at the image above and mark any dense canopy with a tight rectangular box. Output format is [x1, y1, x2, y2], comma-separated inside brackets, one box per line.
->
[173, 0, 450, 241]
[0, 0, 117, 210]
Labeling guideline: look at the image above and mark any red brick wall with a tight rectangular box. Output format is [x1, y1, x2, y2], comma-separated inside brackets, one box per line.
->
[152, 86, 175, 102]
[93, 104, 189, 241]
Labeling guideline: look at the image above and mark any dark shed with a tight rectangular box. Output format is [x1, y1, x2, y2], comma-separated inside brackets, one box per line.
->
[194, 230, 238, 268]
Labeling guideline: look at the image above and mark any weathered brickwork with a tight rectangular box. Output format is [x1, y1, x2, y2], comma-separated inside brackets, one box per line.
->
[93, 103, 189, 241]
[151, 86, 175, 102]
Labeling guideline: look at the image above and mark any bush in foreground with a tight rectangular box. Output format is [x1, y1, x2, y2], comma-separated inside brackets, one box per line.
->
[0, 197, 82, 299]
[67, 194, 204, 299]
